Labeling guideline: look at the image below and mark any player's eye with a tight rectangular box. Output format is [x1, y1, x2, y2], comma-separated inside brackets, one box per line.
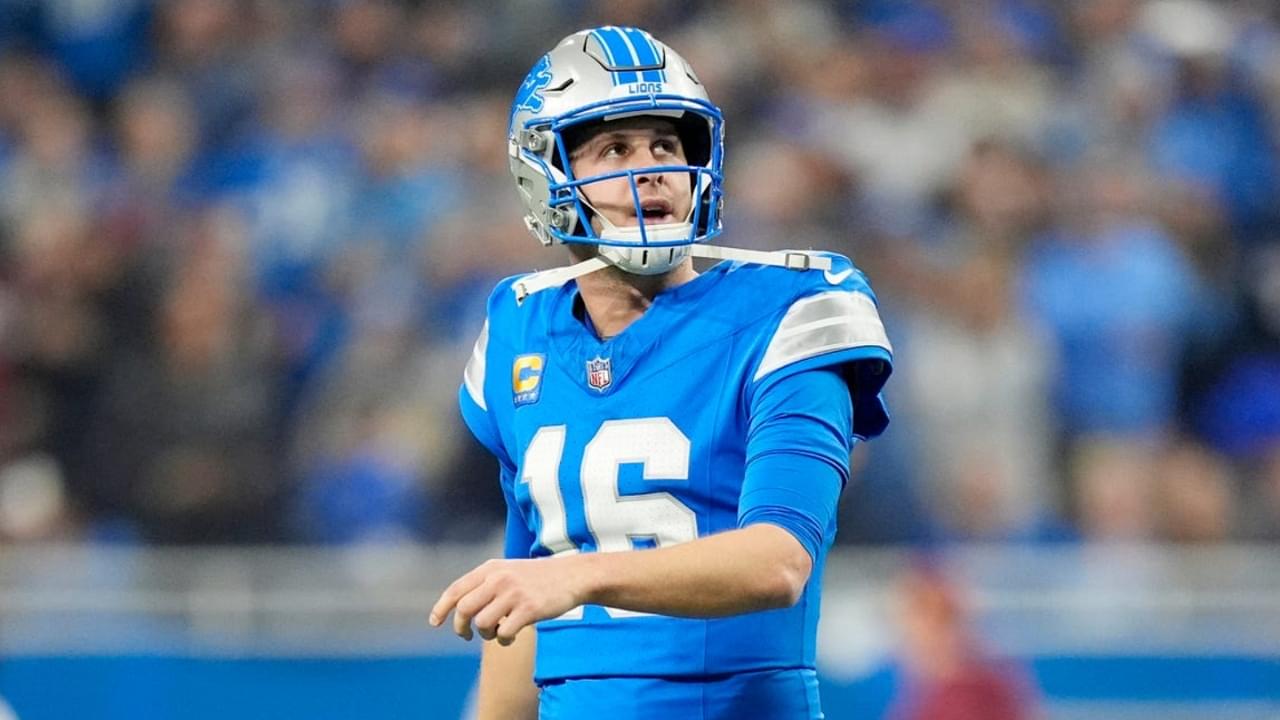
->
[653, 137, 678, 156]
[601, 142, 628, 159]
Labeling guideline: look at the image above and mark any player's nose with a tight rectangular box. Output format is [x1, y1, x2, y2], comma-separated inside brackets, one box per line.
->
[629, 146, 668, 180]
[632, 159, 667, 186]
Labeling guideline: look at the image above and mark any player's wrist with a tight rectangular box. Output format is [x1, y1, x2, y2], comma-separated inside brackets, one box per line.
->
[561, 552, 608, 607]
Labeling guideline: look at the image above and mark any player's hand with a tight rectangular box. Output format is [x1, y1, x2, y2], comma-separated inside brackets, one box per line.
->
[428, 556, 584, 645]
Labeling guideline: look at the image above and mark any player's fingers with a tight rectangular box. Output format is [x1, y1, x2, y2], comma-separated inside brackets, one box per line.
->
[495, 607, 536, 646]
[429, 568, 486, 627]
[471, 594, 516, 641]
[452, 583, 498, 641]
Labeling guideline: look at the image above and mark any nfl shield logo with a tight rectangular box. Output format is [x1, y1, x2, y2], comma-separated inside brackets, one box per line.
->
[586, 356, 612, 391]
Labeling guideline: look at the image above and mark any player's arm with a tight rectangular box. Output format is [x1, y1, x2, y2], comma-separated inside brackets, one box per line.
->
[431, 368, 850, 642]
[470, 470, 540, 718]
[431, 524, 815, 643]
[474, 614, 537, 720]
[579, 522, 815, 614]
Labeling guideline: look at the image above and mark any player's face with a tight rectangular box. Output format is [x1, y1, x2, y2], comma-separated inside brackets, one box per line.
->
[569, 118, 693, 233]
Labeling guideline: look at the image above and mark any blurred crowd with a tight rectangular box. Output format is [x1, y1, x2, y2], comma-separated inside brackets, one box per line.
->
[0, 0, 1277, 547]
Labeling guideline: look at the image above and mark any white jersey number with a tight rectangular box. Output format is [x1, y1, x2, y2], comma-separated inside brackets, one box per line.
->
[522, 417, 699, 619]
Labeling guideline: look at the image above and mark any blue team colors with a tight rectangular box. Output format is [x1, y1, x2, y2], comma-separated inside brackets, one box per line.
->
[458, 254, 892, 718]
[539, 667, 824, 720]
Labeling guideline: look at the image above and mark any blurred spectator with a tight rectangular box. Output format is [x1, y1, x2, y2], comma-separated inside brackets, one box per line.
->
[0, 64, 121, 535]
[897, 140, 1063, 542]
[1140, 0, 1280, 243]
[885, 561, 1038, 720]
[329, 0, 408, 96]
[1186, 290, 1280, 539]
[804, 5, 966, 234]
[0, 79, 107, 227]
[1071, 434, 1236, 545]
[150, 0, 261, 160]
[0, 453, 74, 541]
[290, 406, 430, 545]
[25, 0, 152, 104]
[1156, 439, 1237, 543]
[1021, 159, 1214, 440]
[1070, 438, 1160, 540]
[729, 138, 852, 252]
[81, 207, 284, 543]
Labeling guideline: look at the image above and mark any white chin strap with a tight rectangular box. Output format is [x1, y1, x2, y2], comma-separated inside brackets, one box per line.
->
[510, 245, 833, 305]
[598, 241, 692, 276]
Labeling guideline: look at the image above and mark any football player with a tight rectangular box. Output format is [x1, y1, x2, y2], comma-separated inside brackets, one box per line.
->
[430, 26, 893, 720]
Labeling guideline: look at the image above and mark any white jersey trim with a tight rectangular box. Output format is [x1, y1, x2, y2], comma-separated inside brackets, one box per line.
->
[463, 319, 489, 411]
[754, 291, 891, 382]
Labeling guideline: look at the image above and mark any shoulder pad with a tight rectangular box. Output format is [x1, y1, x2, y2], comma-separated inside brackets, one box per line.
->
[752, 253, 892, 381]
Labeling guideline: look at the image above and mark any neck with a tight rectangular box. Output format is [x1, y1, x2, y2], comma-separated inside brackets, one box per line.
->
[574, 255, 697, 339]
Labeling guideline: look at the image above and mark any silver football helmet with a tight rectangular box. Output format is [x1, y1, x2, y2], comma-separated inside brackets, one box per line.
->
[507, 26, 724, 276]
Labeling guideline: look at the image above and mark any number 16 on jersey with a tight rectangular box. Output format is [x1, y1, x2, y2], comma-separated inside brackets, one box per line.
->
[522, 417, 699, 620]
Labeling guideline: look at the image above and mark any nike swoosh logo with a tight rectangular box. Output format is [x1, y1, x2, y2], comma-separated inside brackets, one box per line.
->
[824, 268, 853, 285]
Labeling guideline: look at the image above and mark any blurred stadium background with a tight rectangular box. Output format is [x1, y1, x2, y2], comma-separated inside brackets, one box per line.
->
[0, 0, 1278, 718]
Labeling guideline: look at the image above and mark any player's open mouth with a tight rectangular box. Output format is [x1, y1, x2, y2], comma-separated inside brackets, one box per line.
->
[636, 199, 675, 225]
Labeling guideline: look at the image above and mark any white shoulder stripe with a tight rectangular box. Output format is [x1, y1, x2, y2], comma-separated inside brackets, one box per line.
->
[463, 320, 489, 411]
[754, 291, 891, 381]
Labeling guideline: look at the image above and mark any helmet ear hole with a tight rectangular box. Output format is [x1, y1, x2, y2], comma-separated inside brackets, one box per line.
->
[673, 113, 711, 169]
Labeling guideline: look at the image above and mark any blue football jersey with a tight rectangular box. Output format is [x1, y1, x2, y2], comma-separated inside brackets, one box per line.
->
[458, 254, 892, 683]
